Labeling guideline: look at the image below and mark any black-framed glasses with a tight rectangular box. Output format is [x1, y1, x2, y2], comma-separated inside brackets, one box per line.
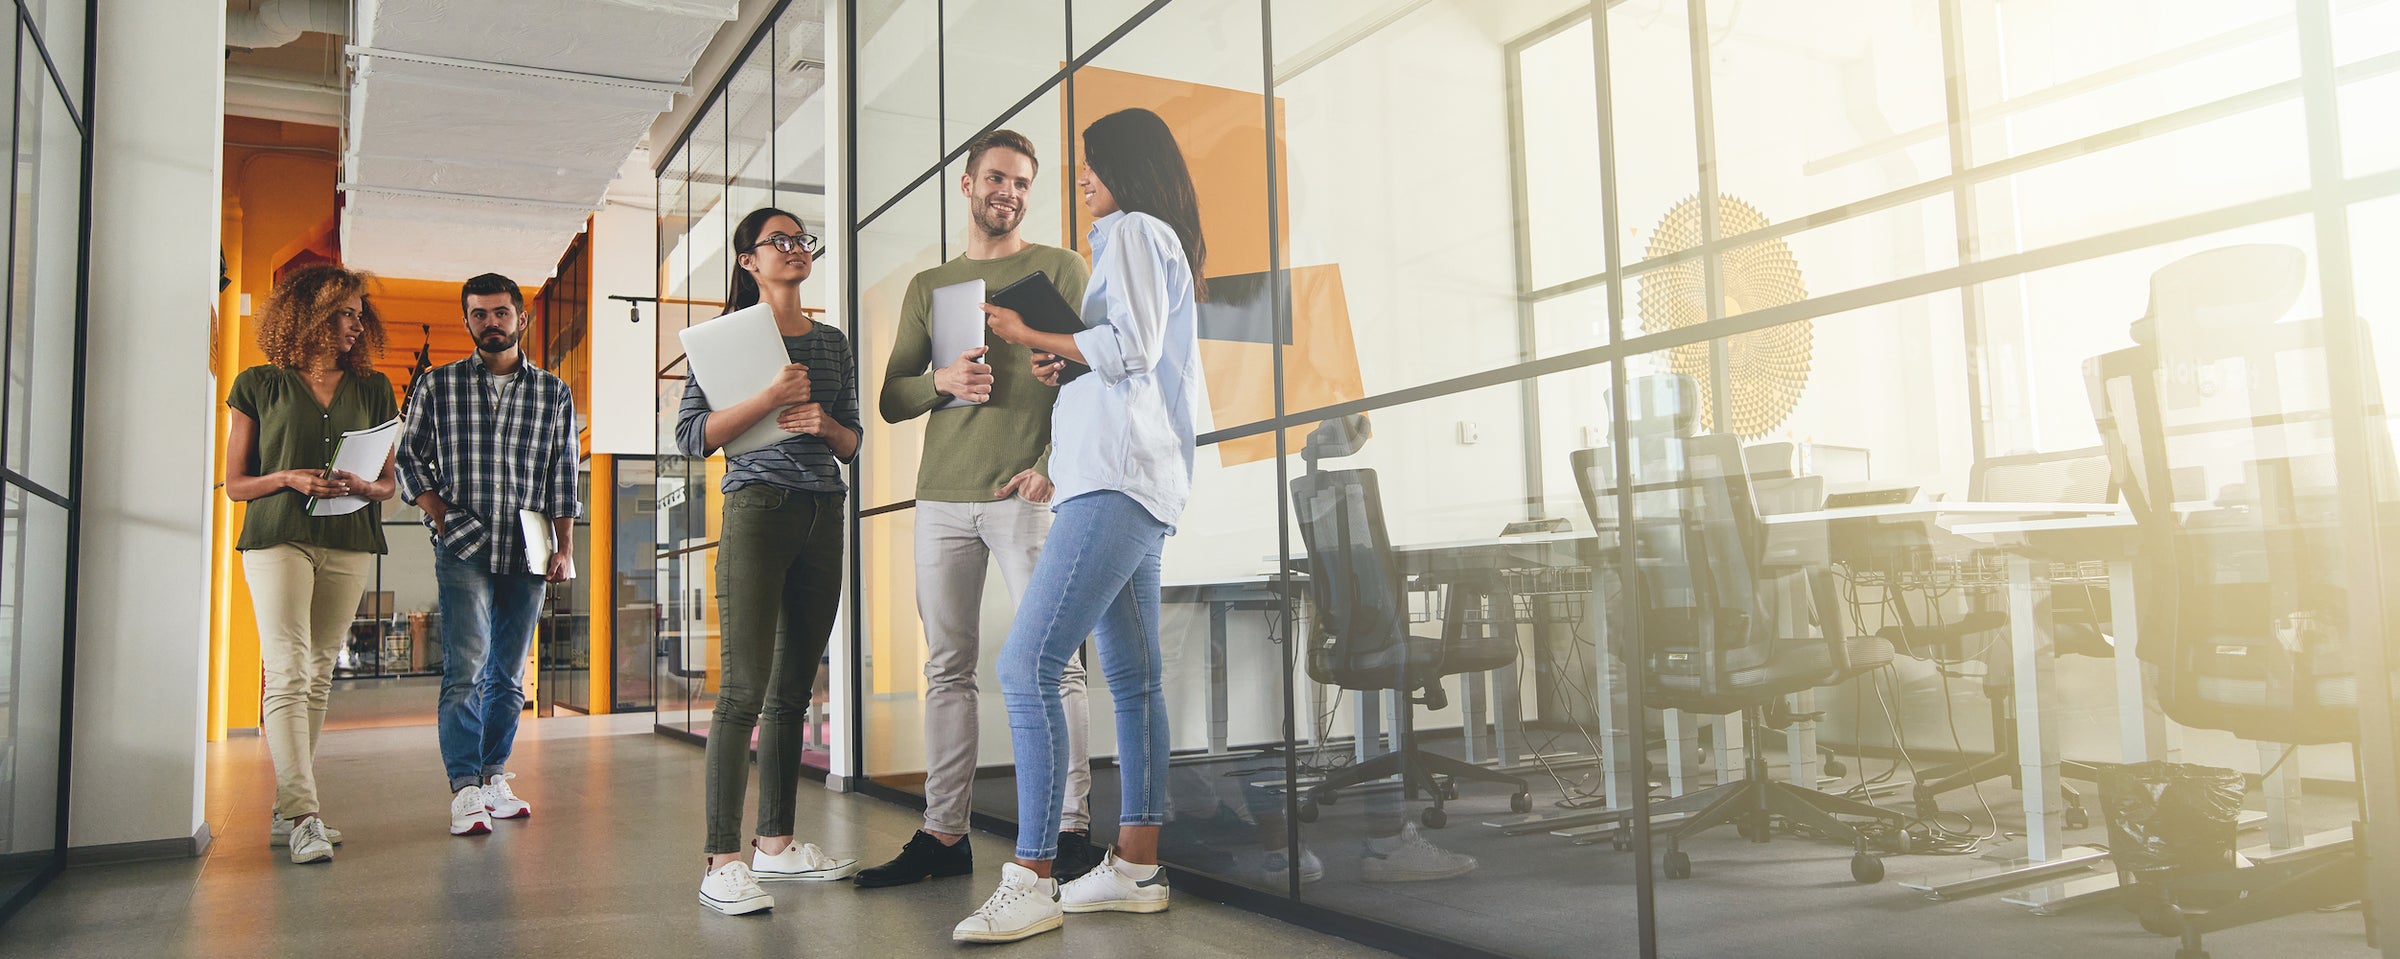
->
[752, 232, 821, 257]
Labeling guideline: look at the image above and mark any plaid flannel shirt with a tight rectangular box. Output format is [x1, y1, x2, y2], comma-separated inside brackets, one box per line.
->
[396, 353, 583, 573]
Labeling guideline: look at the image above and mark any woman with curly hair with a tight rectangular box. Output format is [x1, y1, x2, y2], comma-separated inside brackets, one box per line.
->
[223, 263, 399, 865]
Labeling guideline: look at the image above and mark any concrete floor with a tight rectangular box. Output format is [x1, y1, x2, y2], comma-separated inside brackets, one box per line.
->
[0, 714, 1392, 959]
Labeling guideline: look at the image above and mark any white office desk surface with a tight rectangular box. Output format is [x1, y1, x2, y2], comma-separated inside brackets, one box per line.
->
[1766, 501, 2125, 525]
[1266, 502, 2129, 564]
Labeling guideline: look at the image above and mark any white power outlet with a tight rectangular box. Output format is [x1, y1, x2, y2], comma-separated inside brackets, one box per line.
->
[1457, 421, 1479, 445]
[1583, 426, 1606, 448]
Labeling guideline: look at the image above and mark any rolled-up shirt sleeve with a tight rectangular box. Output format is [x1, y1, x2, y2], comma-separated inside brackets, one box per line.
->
[1075, 218, 1175, 386]
[547, 389, 583, 519]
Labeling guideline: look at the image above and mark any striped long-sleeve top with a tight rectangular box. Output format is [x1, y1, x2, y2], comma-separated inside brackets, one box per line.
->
[676, 320, 862, 495]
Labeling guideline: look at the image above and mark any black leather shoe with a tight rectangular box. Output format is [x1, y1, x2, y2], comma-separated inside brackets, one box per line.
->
[854, 830, 973, 888]
[1055, 830, 1104, 884]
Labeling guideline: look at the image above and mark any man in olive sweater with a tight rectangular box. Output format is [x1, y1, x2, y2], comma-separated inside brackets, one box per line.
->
[860, 129, 1102, 887]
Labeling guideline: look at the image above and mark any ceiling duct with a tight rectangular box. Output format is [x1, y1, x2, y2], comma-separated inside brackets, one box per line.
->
[228, 0, 349, 50]
[341, 0, 736, 282]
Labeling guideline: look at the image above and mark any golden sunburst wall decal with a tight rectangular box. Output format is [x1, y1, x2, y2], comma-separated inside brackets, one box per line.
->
[1636, 194, 1811, 439]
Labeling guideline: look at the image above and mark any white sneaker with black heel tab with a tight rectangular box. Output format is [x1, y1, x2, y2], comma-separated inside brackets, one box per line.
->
[952, 862, 1061, 943]
[1059, 848, 1170, 913]
[751, 841, 859, 881]
[699, 861, 775, 916]
[449, 786, 492, 836]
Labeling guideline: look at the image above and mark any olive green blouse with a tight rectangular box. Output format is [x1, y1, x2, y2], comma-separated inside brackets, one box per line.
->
[228, 365, 399, 554]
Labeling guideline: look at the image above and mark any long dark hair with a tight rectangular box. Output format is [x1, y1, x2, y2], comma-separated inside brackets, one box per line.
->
[1084, 108, 1208, 302]
[727, 206, 805, 312]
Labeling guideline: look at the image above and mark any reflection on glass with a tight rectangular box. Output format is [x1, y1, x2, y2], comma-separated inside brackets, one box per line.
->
[0, 485, 68, 900]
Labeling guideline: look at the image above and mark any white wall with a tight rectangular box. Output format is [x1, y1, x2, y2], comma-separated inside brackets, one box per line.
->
[72, 0, 223, 850]
[590, 198, 660, 455]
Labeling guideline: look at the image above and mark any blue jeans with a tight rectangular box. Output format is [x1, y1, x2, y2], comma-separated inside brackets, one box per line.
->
[999, 491, 1171, 860]
[435, 550, 547, 792]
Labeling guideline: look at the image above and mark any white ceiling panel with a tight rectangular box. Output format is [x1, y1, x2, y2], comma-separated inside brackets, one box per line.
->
[342, 0, 737, 282]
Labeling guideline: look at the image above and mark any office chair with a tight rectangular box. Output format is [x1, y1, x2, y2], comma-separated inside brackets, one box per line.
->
[1585, 374, 1907, 883]
[1288, 415, 1534, 829]
[2086, 243, 2381, 958]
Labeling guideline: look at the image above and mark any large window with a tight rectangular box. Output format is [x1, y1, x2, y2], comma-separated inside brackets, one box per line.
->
[0, 0, 90, 925]
[644, 0, 2400, 955]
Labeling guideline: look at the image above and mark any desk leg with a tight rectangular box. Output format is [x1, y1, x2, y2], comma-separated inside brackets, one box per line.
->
[1355, 689, 1382, 767]
[1663, 709, 1699, 797]
[1207, 601, 1230, 756]
[1595, 616, 1634, 808]
[1786, 691, 1820, 788]
[2011, 555, 2065, 862]
[1716, 713, 1745, 786]
[2108, 559, 2174, 763]
[2261, 740, 2304, 850]
[1461, 667, 1490, 765]
[1496, 659, 1524, 765]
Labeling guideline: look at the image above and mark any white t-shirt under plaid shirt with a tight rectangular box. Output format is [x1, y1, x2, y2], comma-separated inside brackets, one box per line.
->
[397, 351, 583, 573]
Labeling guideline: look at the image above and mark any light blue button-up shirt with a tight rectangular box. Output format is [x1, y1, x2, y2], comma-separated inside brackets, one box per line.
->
[1050, 210, 1202, 530]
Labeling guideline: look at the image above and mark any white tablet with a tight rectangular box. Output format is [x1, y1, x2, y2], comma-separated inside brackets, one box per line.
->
[929, 278, 988, 410]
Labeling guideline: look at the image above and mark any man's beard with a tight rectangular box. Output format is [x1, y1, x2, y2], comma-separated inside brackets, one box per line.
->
[972, 197, 1022, 237]
[477, 328, 519, 352]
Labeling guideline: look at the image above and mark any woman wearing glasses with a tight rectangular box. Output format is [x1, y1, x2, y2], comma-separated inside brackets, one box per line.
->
[954, 107, 1209, 942]
[675, 208, 865, 915]
[223, 264, 399, 866]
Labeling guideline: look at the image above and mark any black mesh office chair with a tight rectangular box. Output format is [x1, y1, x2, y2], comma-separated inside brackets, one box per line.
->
[1288, 415, 1534, 829]
[2086, 244, 2381, 958]
[1587, 376, 1905, 882]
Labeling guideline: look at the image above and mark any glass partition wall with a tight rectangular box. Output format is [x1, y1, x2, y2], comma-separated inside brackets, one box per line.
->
[652, 0, 837, 779]
[642, 1, 2400, 956]
[0, 0, 91, 924]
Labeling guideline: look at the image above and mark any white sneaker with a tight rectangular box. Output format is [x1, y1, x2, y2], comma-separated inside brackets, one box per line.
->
[1060, 849, 1170, 914]
[481, 772, 531, 820]
[271, 815, 342, 847]
[952, 862, 1062, 943]
[1361, 822, 1478, 882]
[449, 786, 492, 836]
[1262, 846, 1323, 884]
[752, 841, 860, 882]
[699, 860, 775, 916]
[288, 817, 334, 865]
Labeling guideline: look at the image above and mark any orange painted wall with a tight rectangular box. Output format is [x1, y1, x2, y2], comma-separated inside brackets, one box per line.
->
[212, 118, 562, 738]
[1064, 67, 1364, 466]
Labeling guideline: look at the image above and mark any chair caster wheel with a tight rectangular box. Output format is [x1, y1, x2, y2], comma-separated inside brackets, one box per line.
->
[1297, 801, 1319, 824]
[1421, 807, 1447, 829]
[1824, 759, 1847, 778]
[1611, 831, 1631, 852]
[1663, 851, 1692, 880]
[1851, 852, 1884, 884]
[1318, 790, 1337, 806]
[1510, 791, 1533, 813]
[2066, 807, 2090, 830]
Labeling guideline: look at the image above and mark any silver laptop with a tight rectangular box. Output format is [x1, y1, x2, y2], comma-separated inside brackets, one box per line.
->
[930, 278, 988, 410]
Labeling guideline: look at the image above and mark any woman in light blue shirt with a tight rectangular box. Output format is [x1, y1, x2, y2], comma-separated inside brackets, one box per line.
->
[959, 107, 1205, 943]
